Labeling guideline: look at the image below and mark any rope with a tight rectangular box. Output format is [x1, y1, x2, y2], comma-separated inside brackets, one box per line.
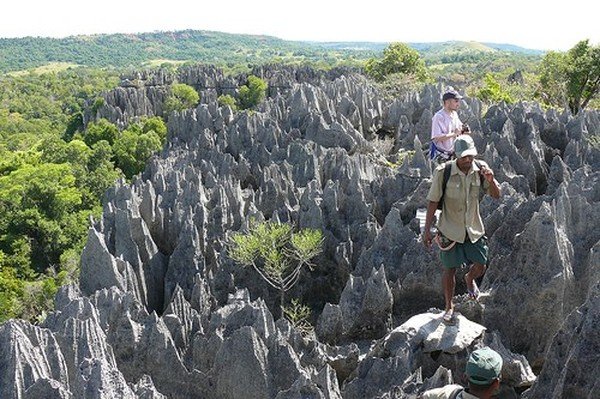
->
[434, 233, 457, 251]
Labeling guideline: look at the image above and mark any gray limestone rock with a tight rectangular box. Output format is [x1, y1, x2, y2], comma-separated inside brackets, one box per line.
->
[522, 283, 600, 398]
[342, 350, 412, 399]
[132, 375, 166, 399]
[385, 311, 486, 355]
[484, 332, 536, 388]
[483, 201, 575, 360]
[317, 266, 392, 343]
[5, 65, 600, 398]
[0, 320, 70, 399]
[213, 326, 271, 399]
[24, 378, 72, 399]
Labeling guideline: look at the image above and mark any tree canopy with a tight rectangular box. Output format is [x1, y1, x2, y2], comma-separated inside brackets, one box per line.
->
[238, 75, 268, 110]
[163, 83, 200, 116]
[539, 39, 600, 115]
[0, 69, 172, 322]
[365, 42, 428, 82]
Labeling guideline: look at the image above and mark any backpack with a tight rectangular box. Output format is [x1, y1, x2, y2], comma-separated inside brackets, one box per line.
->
[437, 160, 485, 210]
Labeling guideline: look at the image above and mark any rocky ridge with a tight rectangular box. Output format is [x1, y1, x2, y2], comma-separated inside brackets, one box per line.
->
[2, 65, 599, 398]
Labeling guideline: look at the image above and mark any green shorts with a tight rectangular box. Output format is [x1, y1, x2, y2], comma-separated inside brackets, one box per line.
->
[440, 235, 488, 269]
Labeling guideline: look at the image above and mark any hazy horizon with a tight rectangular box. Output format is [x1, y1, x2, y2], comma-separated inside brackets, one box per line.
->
[0, 28, 548, 52]
[2, 0, 599, 51]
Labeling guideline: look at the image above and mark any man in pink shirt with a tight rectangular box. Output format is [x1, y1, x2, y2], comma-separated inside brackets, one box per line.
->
[430, 89, 470, 163]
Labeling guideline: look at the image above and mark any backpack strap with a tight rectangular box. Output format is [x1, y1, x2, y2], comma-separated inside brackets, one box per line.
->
[449, 387, 464, 399]
[437, 163, 452, 210]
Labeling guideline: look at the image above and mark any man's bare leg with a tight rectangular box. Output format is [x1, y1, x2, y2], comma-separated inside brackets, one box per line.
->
[465, 262, 486, 292]
[443, 267, 456, 312]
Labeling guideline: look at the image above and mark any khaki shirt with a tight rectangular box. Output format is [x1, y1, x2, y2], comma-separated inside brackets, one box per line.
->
[421, 385, 479, 399]
[427, 160, 491, 243]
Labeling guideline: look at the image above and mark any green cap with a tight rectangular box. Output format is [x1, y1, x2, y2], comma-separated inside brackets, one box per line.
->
[465, 347, 503, 386]
[454, 135, 477, 159]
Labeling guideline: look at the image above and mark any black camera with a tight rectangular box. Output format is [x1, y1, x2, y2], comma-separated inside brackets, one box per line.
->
[461, 124, 470, 133]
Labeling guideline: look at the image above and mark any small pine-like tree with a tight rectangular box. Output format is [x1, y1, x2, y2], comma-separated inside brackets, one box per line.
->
[228, 221, 322, 316]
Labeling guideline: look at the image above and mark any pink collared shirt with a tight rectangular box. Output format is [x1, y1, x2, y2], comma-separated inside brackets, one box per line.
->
[431, 108, 462, 153]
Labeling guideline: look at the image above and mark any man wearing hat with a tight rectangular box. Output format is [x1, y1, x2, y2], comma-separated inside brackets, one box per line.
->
[430, 88, 470, 163]
[423, 135, 501, 323]
[421, 347, 504, 398]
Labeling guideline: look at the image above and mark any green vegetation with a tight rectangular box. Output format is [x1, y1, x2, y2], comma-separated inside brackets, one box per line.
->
[539, 39, 600, 115]
[365, 42, 428, 82]
[0, 68, 172, 322]
[0, 138, 118, 322]
[112, 118, 166, 178]
[0, 30, 547, 76]
[474, 73, 515, 104]
[229, 221, 323, 316]
[217, 94, 238, 110]
[0, 30, 374, 74]
[238, 75, 268, 110]
[282, 298, 314, 337]
[163, 83, 200, 116]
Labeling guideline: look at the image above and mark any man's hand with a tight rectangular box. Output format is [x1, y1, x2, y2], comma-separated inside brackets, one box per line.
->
[479, 165, 495, 183]
[479, 165, 501, 199]
[423, 229, 433, 249]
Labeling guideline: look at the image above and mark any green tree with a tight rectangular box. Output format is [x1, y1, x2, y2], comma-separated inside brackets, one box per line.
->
[0, 163, 84, 268]
[365, 42, 428, 82]
[238, 75, 268, 110]
[282, 298, 314, 337]
[85, 140, 122, 200]
[229, 221, 322, 316]
[83, 118, 119, 146]
[474, 73, 515, 104]
[0, 265, 24, 322]
[539, 39, 600, 115]
[163, 83, 200, 116]
[217, 94, 238, 111]
[63, 112, 84, 142]
[113, 128, 162, 179]
[37, 137, 120, 209]
[0, 68, 120, 322]
[141, 116, 168, 143]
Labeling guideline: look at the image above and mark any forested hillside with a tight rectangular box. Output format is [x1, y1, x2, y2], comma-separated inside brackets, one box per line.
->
[0, 69, 119, 320]
[0, 30, 375, 73]
[0, 29, 543, 73]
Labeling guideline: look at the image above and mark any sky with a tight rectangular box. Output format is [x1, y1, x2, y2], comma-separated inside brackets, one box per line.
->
[1, 0, 598, 51]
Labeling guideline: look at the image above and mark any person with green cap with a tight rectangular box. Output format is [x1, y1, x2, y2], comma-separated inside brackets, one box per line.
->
[420, 347, 504, 398]
[423, 135, 501, 323]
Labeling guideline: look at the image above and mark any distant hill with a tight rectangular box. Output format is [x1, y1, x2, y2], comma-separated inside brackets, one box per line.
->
[483, 42, 545, 55]
[0, 29, 544, 73]
[411, 41, 543, 56]
[306, 42, 388, 52]
[304, 40, 542, 56]
[0, 30, 377, 73]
